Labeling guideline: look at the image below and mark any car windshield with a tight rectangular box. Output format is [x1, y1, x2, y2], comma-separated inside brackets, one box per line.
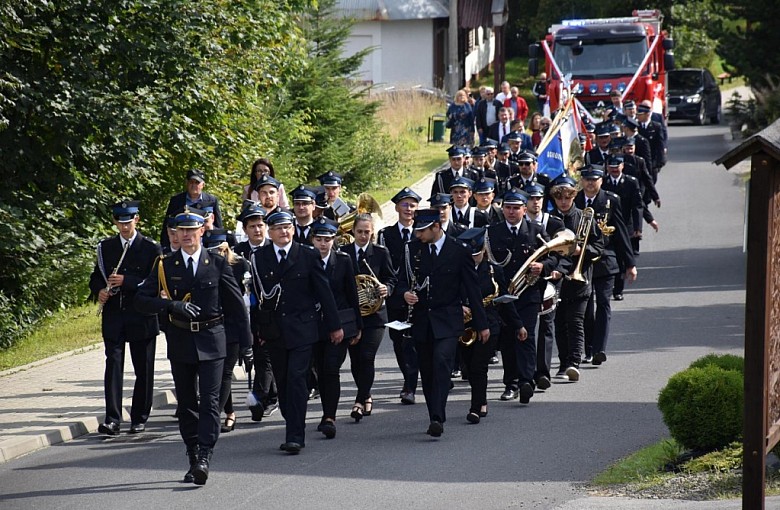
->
[553, 38, 647, 78]
[668, 71, 702, 90]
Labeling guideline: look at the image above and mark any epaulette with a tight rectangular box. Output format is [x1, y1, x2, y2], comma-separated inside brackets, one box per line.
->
[624, 174, 638, 183]
[302, 244, 315, 250]
[604, 190, 621, 200]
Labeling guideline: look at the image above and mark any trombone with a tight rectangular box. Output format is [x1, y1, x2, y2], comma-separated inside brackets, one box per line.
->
[567, 207, 595, 284]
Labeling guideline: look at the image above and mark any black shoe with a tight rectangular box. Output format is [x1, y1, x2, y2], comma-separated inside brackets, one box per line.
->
[192, 447, 213, 486]
[308, 388, 320, 400]
[350, 403, 364, 422]
[450, 370, 462, 379]
[519, 383, 534, 404]
[536, 376, 551, 390]
[129, 423, 145, 434]
[488, 356, 500, 365]
[249, 402, 264, 422]
[581, 355, 593, 364]
[183, 447, 198, 483]
[466, 411, 480, 424]
[613, 294, 624, 301]
[478, 406, 488, 418]
[98, 422, 120, 436]
[280, 442, 303, 454]
[220, 415, 236, 433]
[592, 352, 607, 365]
[318, 419, 336, 439]
[427, 421, 443, 437]
[263, 402, 279, 417]
[500, 388, 518, 401]
[400, 392, 416, 405]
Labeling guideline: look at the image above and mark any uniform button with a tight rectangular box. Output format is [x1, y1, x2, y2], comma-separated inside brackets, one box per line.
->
[282, 313, 286, 317]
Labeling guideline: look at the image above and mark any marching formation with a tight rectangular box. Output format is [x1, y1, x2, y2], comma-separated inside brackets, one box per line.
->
[88, 95, 668, 485]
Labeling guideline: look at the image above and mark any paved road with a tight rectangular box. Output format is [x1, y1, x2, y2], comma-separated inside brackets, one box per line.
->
[1, 122, 777, 509]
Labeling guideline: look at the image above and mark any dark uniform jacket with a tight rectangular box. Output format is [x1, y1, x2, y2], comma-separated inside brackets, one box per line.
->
[293, 222, 314, 245]
[396, 236, 488, 340]
[586, 147, 612, 166]
[341, 242, 397, 328]
[551, 207, 604, 299]
[602, 173, 643, 234]
[233, 239, 270, 261]
[475, 204, 504, 226]
[160, 191, 223, 248]
[575, 189, 635, 278]
[250, 242, 340, 349]
[430, 167, 480, 197]
[452, 205, 490, 229]
[135, 249, 251, 363]
[470, 261, 524, 334]
[638, 120, 666, 169]
[321, 250, 363, 338]
[377, 222, 412, 311]
[89, 233, 162, 341]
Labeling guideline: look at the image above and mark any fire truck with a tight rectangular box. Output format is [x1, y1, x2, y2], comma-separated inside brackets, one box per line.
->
[528, 9, 675, 117]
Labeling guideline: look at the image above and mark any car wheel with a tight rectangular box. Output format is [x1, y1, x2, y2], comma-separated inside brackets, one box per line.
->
[694, 102, 706, 125]
[710, 103, 722, 124]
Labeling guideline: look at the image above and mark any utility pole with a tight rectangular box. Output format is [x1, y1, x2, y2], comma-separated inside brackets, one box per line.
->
[448, 0, 459, 95]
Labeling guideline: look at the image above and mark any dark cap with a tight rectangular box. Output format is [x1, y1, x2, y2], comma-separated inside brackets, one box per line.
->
[449, 177, 474, 191]
[580, 166, 605, 179]
[318, 171, 342, 186]
[506, 131, 524, 142]
[480, 139, 498, 150]
[186, 169, 205, 183]
[447, 146, 467, 158]
[239, 203, 266, 224]
[265, 210, 294, 226]
[474, 178, 496, 193]
[623, 136, 636, 146]
[391, 187, 422, 204]
[595, 123, 611, 137]
[498, 142, 511, 153]
[502, 188, 528, 205]
[623, 117, 640, 130]
[472, 147, 488, 157]
[175, 207, 206, 229]
[637, 104, 652, 113]
[315, 190, 328, 209]
[254, 174, 281, 191]
[428, 193, 452, 208]
[311, 217, 338, 237]
[457, 227, 487, 255]
[111, 201, 140, 223]
[203, 228, 233, 248]
[413, 208, 441, 230]
[525, 184, 545, 198]
[607, 155, 624, 166]
[609, 137, 626, 150]
[551, 175, 578, 189]
[623, 99, 636, 109]
[292, 184, 317, 202]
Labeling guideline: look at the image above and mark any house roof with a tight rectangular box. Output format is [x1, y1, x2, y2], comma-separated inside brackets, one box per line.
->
[715, 118, 780, 169]
[333, 0, 449, 21]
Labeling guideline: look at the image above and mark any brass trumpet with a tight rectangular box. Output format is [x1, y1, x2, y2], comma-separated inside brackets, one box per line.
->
[568, 207, 595, 283]
[507, 230, 577, 296]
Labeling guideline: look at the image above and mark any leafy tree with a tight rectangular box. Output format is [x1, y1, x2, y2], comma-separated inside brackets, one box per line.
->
[669, 1, 720, 69]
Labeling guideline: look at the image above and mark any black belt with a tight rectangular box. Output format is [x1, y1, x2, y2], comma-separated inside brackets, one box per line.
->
[169, 315, 224, 332]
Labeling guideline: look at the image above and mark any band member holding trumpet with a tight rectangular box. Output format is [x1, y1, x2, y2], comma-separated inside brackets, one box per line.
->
[89, 201, 161, 436]
[549, 177, 604, 381]
[457, 228, 523, 424]
[397, 209, 488, 437]
[342, 214, 397, 420]
[487, 189, 560, 405]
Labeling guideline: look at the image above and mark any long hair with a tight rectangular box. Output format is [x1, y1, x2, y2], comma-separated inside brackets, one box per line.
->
[249, 157, 276, 190]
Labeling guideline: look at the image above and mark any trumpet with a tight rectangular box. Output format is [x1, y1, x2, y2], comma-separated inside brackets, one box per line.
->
[460, 266, 499, 346]
[97, 240, 131, 316]
[507, 230, 577, 296]
[568, 207, 595, 283]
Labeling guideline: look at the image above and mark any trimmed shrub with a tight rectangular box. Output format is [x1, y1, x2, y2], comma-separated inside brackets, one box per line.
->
[658, 366, 743, 452]
[688, 353, 744, 374]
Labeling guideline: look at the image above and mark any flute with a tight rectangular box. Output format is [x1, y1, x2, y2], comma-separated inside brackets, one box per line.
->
[97, 240, 131, 316]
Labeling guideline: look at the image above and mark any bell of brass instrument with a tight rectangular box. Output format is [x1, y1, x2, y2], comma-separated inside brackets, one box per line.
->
[355, 257, 385, 316]
[337, 193, 383, 246]
[568, 207, 595, 283]
[507, 229, 577, 296]
[460, 267, 499, 346]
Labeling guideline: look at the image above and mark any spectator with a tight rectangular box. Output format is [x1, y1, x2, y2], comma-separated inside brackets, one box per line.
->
[446, 89, 475, 146]
[495, 80, 511, 103]
[526, 112, 543, 149]
[532, 72, 548, 113]
[474, 87, 503, 145]
[503, 87, 529, 125]
[242, 158, 289, 209]
[160, 169, 223, 249]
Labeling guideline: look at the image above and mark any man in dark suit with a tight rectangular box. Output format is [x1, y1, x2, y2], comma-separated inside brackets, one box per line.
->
[397, 209, 489, 437]
[487, 189, 558, 404]
[160, 169, 223, 249]
[450, 177, 488, 228]
[430, 146, 480, 197]
[507, 151, 552, 210]
[622, 117, 654, 173]
[429, 192, 466, 237]
[586, 124, 613, 166]
[494, 143, 517, 196]
[135, 207, 251, 485]
[89, 201, 162, 436]
[472, 178, 504, 225]
[250, 210, 343, 454]
[377, 188, 421, 404]
[291, 184, 317, 245]
[637, 103, 667, 181]
[602, 155, 643, 301]
[474, 87, 504, 144]
[504, 127, 534, 153]
[487, 107, 513, 144]
[575, 167, 637, 366]
[622, 137, 661, 234]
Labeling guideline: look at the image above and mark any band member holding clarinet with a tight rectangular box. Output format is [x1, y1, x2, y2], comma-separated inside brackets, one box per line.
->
[89, 201, 161, 436]
[397, 208, 488, 438]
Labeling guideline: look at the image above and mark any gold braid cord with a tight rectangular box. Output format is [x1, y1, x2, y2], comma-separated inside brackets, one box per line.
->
[157, 257, 191, 302]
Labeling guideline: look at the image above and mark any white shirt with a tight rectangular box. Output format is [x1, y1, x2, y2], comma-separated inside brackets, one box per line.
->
[430, 233, 446, 255]
[182, 246, 203, 275]
[274, 242, 293, 262]
[120, 232, 137, 250]
[355, 243, 369, 259]
[320, 253, 331, 269]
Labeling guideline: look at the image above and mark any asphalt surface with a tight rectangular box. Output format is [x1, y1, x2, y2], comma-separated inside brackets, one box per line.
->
[2, 117, 778, 509]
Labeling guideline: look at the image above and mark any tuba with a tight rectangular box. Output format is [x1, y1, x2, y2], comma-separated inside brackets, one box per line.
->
[507, 229, 577, 296]
[337, 193, 383, 246]
[568, 207, 595, 283]
[460, 266, 500, 346]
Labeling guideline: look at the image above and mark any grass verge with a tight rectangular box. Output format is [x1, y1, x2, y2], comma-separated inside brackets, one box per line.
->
[0, 304, 102, 371]
[594, 438, 680, 486]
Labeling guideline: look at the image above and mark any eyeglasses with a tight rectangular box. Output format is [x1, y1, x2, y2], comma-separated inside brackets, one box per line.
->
[269, 224, 292, 231]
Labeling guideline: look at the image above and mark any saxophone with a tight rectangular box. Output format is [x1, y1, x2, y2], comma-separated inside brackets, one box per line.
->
[459, 266, 500, 346]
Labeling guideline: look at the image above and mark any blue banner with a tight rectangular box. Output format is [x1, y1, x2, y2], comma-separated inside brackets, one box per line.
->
[538, 134, 565, 181]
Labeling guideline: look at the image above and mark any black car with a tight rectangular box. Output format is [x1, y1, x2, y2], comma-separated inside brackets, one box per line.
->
[667, 68, 722, 125]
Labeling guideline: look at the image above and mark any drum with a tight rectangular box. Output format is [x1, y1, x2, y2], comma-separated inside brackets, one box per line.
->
[539, 282, 558, 316]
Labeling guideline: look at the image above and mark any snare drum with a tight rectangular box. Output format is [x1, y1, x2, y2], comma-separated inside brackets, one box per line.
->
[539, 282, 558, 316]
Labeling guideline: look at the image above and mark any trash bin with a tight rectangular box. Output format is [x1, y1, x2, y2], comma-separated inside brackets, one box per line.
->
[429, 114, 447, 143]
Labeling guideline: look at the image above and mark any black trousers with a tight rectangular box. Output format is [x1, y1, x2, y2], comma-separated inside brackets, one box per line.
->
[500, 303, 538, 390]
[218, 342, 240, 415]
[252, 341, 277, 405]
[348, 326, 385, 403]
[555, 294, 588, 370]
[535, 308, 555, 381]
[268, 342, 313, 445]
[313, 339, 349, 419]
[584, 275, 615, 357]
[103, 335, 156, 425]
[461, 333, 498, 412]
[170, 357, 224, 449]
[415, 326, 457, 423]
[388, 307, 419, 394]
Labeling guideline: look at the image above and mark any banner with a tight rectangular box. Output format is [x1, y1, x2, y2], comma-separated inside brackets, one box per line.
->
[537, 133, 565, 181]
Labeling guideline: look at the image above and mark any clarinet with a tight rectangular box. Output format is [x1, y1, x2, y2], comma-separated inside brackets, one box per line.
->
[97, 240, 131, 316]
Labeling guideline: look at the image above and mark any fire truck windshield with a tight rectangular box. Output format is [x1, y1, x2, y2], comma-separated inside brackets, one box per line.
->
[553, 38, 647, 78]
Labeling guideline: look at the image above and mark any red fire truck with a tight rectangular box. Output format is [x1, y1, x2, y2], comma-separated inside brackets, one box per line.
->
[528, 9, 675, 117]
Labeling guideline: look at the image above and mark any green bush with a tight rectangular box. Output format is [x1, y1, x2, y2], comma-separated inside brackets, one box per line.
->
[658, 366, 743, 452]
[689, 353, 744, 374]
